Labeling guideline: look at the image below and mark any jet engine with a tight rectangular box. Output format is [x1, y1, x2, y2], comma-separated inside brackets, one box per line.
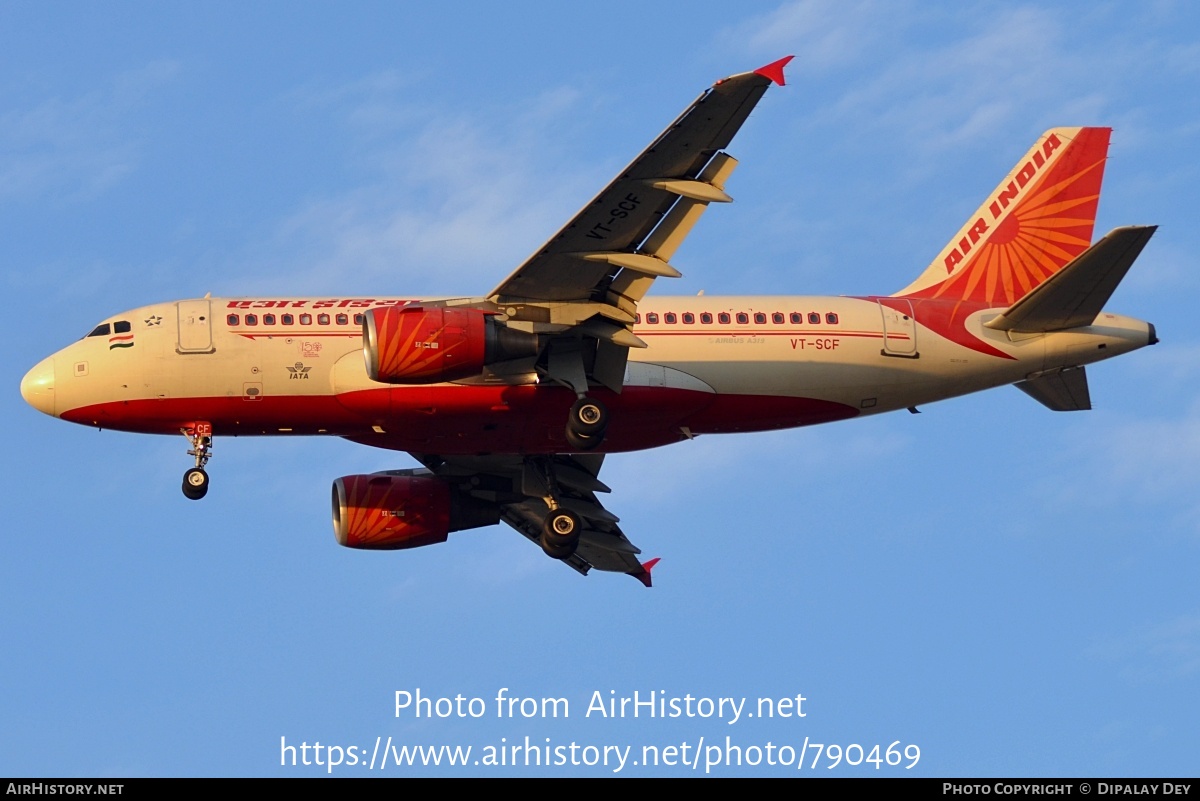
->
[363, 306, 536, 383]
[332, 473, 499, 550]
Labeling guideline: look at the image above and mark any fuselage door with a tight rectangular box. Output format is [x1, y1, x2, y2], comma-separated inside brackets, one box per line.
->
[177, 300, 215, 354]
[878, 299, 918, 358]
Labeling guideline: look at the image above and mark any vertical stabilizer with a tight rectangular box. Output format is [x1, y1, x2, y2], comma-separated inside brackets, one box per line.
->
[895, 127, 1111, 306]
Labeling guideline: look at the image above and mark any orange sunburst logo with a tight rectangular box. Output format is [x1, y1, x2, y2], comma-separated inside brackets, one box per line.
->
[368, 306, 487, 383]
[909, 128, 1111, 306]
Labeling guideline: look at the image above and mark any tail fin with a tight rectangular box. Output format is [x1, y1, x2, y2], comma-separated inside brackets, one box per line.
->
[895, 127, 1111, 306]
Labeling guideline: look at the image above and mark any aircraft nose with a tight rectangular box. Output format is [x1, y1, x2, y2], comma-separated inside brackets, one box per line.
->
[21, 356, 56, 417]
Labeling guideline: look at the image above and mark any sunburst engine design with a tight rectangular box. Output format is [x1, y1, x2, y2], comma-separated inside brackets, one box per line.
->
[363, 306, 537, 384]
[332, 473, 498, 550]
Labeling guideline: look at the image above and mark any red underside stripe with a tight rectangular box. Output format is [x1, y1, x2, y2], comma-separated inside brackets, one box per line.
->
[60, 388, 858, 454]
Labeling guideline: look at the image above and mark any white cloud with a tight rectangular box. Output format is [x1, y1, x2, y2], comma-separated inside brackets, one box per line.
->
[0, 60, 178, 203]
[231, 76, 603, 296]
[1040, 392, 1200, 536]
[720, 0, 907, 72]
[821, 6, 1084, 147]
[1088, 613, 1200, 682]
[605, 422, 910, 507]
[754, 4, 1182, 166]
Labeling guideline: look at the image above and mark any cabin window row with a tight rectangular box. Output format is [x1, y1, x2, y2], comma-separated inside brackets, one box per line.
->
[635, 311, 839, 326]
[227, 313, 365, 327]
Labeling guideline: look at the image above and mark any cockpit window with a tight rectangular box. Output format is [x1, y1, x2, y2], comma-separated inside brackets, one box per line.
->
[86, 324, 111, 338]
[113, 321, 131, 334]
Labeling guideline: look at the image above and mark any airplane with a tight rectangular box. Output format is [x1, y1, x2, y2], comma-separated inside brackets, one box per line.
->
[20, 56, 1158, 587]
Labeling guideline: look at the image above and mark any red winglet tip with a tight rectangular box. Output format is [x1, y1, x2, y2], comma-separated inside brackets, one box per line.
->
[633, 557, 661, 589]
[754, 55, 794, 86]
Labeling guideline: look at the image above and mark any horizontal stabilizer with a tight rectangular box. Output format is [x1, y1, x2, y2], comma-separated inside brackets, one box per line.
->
[1015, 366, 1091, 411]
[986, 226, 1156, 333]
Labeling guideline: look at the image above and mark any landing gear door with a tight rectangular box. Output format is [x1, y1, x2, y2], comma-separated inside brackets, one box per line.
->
[878, 299, 918, 358]
[177, 299, 215, 354]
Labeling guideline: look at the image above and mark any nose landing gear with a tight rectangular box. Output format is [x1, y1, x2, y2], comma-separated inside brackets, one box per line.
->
[181, 423, 212, 500]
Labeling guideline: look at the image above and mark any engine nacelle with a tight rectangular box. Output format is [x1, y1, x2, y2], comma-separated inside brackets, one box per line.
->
[332, 473, 500, 550]
[363, 305, 536, 384]
[333, 474, 450, 550]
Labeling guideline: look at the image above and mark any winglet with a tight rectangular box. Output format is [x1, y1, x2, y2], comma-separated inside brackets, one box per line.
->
[632, 557, 661, 588]
[754, 55, 794, 86]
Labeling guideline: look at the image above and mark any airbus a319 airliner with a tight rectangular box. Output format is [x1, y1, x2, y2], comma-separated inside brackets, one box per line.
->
[20, 57, 1157, 585]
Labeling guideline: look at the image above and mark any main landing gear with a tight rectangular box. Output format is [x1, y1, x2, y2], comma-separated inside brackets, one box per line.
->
[181, 423, 212, 500]
[564, 396, 609, 451]
[540, 506, 581, 560]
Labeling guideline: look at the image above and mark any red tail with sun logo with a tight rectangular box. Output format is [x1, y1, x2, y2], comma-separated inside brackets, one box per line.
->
[895, 127, 1111, 306]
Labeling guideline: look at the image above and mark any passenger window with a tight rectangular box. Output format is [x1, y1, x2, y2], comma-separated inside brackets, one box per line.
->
[227, 314, 239, 326]
[826, 312, 839, 324]
[336, 313, 349, 325]
[318, 314, 331, 325]
[300, 314, 312, 325]
[700, 312, 713, 324]
[245, 314, 258, 326]
[86, 324, 111, 338]
[646, 313, 659, 324]
[664, 312, 677, 324]
[754, 312, 766, 324]
[719, 312, 731, 324]
[772, 313, 784, 324]
[353, 314, 365, 325]
[282, 314, 294, 325]
[808, 312, 821, 324]
[736, 312, 748, 324]
[263, 314, 276, 325]
[682, 313, 695, 324]
[790, 312, 802, 324]
[114, 321, 131, 333]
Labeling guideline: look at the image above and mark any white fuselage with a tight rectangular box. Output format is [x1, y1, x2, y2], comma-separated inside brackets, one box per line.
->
[21, 294, 1153, 455]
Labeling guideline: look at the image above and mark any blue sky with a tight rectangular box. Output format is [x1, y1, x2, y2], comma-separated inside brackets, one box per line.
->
[3, 1, 1198, 777]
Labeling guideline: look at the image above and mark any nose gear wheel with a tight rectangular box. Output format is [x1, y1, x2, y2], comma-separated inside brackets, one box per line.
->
[181, 424, 213, 500]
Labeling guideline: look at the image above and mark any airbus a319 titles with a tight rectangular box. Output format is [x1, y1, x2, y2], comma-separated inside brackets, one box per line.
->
[20, 57, 1158, 586]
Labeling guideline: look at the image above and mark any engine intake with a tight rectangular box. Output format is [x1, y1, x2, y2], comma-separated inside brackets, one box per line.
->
[332, 473, 499, 550]
[363, 305, 536, 384]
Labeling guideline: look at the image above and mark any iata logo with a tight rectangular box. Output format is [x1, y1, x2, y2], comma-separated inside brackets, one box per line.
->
[286, 362, 312, 380]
